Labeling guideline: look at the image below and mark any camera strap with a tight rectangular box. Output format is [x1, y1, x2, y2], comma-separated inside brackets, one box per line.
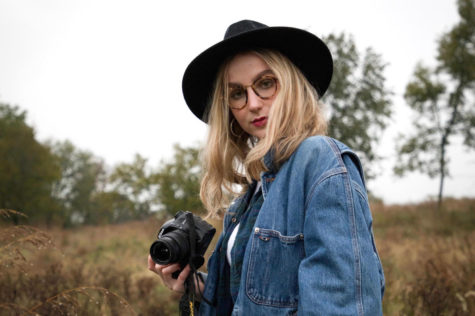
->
[187, 212, 198, 316]
[179, 212, 215, 315]
[180, 212, 207, 316]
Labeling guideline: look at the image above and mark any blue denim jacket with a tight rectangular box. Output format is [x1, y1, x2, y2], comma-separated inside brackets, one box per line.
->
[199, 136, 385, 315]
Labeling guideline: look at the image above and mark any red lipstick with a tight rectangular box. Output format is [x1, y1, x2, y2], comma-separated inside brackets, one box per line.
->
[252, 116, 267, 127]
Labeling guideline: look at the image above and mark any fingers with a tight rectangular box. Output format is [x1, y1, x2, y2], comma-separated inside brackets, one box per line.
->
[148, 255, 179, 276]
[176, 265, 191, 283]
[147, 256, 186, 293]
[169, 265, 190, 293]
[147, 258, 204, 298]
[148, 255, 166, 275]
[147, 255, 156, 271]
[161, 264, 185, 293]
[147, 256, 201, 295]
[161, 263, 181, 275]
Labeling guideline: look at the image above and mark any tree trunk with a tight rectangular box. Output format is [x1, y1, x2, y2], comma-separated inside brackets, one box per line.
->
[438, 80, 464, 210]
[438, 143, 445, 211]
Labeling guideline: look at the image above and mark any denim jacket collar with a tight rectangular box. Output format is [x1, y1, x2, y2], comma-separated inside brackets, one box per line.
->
[260, 149, 277, 200]
[262, 148, 276, 172]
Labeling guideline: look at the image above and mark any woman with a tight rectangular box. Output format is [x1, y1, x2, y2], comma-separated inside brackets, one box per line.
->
[149, 20, 385, 315]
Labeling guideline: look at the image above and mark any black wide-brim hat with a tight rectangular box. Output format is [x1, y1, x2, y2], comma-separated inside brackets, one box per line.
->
[182, 20, 333, 123]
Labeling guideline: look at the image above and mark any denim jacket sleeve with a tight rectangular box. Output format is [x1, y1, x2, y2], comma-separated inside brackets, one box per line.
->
[297, 147, 384, 315]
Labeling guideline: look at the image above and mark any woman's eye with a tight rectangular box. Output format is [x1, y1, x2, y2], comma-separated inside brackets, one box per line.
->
[230, 89, 245, 100]
[257, 78, 275, 89]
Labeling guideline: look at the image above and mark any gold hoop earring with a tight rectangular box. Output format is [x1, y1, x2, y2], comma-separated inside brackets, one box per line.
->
[230, 119, 241, 138]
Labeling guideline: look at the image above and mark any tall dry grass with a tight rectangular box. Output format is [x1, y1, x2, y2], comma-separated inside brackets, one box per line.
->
[1, 198, 474, 315]
[372, 198, 475, 315]
[0, 209, 179, 315]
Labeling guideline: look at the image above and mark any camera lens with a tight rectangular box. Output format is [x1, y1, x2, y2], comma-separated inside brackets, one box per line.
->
[152, 242, 171, 262]
[150, 232, 189, 265]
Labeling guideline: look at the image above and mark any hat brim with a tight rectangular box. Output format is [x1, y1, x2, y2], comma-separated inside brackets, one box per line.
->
[182, 26, 333, 123]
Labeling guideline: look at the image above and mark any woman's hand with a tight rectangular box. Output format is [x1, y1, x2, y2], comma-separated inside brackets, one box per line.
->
[148, 254, 191, 293]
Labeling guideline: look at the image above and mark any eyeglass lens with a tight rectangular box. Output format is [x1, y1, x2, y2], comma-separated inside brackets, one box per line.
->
[228, 76, 277, 109]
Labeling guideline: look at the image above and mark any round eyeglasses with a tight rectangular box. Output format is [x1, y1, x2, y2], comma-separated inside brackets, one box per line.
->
[228, 75, 278, 110]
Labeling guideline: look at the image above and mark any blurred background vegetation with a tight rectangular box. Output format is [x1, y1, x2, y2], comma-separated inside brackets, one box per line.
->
[0, 0, 474, 314]
[1, 199, 474, 315]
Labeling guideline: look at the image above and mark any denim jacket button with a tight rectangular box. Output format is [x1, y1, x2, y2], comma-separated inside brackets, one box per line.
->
[254, 227, 260, 233]
[231, 217, 237, 223]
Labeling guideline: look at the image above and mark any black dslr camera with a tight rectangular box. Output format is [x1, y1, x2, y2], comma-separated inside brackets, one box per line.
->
[150, 211, 216, 277]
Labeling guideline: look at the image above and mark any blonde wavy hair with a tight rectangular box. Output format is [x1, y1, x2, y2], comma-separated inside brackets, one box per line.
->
[200, 49, 327, 217]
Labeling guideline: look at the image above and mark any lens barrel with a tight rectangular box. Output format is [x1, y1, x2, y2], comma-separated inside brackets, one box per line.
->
[150, 232, 189, 265]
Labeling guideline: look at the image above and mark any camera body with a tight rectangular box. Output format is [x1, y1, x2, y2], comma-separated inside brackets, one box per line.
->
[150, 211, 216, 273]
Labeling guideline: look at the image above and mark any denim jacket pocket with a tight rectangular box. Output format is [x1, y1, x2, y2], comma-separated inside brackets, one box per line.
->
[245, 228, 304, 308]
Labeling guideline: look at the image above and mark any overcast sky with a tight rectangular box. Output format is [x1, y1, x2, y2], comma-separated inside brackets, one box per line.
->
[1, 0, 473, 204]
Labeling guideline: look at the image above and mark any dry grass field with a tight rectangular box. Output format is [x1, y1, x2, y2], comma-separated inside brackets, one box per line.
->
[1, 198, 474, 315]
[371, 198, 475, 315]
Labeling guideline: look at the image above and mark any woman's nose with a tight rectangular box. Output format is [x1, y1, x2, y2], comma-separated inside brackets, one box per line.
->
[246, 87, 262, 111]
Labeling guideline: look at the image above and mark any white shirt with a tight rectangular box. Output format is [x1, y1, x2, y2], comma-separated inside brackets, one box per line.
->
[226, 181, 262, 264]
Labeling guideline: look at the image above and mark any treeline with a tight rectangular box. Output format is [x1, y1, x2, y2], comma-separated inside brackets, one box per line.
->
[1, 0, 473, 225]
[0, 103, 203, 226]
[1, 32, 395, 226]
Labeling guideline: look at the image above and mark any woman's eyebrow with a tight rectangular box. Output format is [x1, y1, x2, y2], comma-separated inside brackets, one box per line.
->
[252, 69, 274, 81]
[228, 69, 274, 86]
